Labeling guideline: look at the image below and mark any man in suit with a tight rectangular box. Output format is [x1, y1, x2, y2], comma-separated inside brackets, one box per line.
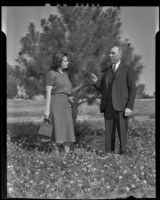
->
[91, 46, 136, 155]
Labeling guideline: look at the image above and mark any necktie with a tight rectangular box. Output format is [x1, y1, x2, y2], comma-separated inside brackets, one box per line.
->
[113, 65, 116, 73]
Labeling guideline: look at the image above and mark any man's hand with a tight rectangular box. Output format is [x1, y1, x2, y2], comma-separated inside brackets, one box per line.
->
[124, 107, 133, 117]
[91, 73, 98, 84]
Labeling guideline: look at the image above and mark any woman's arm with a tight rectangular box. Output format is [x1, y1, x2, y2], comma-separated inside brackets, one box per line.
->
[44, 85, 52, 118]
[71, 82, 85, 94]
[71, 82, 87, 95]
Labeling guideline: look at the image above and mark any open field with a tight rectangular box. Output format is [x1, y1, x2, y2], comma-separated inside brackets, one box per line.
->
[7, 98, 155, 123]
[7, 99, 155, 198]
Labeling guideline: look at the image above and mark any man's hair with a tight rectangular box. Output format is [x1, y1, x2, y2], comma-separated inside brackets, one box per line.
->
[111, 45, 123, 56]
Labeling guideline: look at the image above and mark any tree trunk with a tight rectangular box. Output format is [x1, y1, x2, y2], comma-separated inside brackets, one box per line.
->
[71, 101, 78, 127]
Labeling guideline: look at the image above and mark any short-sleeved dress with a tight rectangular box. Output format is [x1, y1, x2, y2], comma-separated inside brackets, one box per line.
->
[46, 70, 75, 143]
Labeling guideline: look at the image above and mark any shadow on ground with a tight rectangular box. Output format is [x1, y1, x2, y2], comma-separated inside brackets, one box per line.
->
[7, 122, 47, 151]
[7, 121, 104, 153]
[7, 118, 155, 156]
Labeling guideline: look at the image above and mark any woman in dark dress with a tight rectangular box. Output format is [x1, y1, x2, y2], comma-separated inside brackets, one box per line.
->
[44, 52, 83, 154]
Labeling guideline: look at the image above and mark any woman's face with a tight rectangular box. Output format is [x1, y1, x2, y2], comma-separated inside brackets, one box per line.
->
[61, 56, 69, 69]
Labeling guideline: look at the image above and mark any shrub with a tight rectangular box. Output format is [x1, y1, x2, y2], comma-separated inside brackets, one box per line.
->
[7, 76, 18, 98]
[24, 78, 44, 99]
[149, 113, 155, 119]
[74, 121, 94, 141]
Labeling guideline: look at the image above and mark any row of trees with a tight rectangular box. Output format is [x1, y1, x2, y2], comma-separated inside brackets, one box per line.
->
[8, 63, 154, 99]
[7, 6, 154, 121]
[7, 64, 18, 98]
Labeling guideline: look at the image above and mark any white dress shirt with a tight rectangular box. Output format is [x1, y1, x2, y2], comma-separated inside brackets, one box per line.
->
[112, 61, 120, 72]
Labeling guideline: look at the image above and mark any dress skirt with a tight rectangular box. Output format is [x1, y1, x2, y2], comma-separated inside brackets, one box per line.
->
[49, 94, 75, 143]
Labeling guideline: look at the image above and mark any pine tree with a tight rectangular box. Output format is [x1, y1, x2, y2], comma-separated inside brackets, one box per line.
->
[17, 18, 66, 97]
[16, 6, 145, 122]
[57, 6, 144, 123]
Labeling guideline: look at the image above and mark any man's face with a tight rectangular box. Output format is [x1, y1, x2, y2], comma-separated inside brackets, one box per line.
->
[109, 47, 122, 65]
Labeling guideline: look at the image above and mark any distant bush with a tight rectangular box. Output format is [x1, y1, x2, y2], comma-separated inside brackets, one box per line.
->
[142, 94, 154, 99]
[7, 76, 18, 98]
[149, 113, 155, 119]
[24, 78, 44, 99]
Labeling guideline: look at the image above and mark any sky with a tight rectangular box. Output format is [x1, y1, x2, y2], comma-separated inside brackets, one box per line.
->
[2, 6, 159, 95]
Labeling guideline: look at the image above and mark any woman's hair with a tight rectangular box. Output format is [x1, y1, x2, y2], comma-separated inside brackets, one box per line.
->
[50, 51, 68, 70]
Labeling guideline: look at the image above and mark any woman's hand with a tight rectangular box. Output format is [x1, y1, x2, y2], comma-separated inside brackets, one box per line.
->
[68, 96, 74, 104]
[44, 111, 50, 119]
[79, 82, 85, 88]
[71, 82, 85, 94]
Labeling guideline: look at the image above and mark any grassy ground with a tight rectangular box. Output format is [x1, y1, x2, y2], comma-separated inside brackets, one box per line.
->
[7, 99, 155, 198]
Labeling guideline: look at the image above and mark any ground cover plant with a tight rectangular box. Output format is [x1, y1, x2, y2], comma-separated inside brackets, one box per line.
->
[7, 99, 155, 198]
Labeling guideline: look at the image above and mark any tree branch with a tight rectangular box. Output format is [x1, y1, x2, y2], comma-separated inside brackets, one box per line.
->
[78, 100, 89, 106]
[77, 96, 101, 106]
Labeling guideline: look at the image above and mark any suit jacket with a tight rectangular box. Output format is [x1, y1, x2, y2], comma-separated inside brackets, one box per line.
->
[94, 63, 136, 113]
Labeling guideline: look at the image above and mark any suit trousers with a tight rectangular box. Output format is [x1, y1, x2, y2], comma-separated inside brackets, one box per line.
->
[104, 106, 128, 153]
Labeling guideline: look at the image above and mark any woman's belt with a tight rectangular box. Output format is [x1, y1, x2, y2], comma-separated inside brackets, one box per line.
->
[52, 93, 69, 96]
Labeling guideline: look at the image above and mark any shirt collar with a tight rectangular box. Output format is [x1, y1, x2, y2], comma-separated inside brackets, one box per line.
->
[112, 61, 120, 71]
[113, 61, 120, 68]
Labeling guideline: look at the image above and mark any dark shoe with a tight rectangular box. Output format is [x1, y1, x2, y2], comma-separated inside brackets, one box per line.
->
[119, 149, 132, 157]
[105, 150, 114, 154]
[111, 149, 115, 153]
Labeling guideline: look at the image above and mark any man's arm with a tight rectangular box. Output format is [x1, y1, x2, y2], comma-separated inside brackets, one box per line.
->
[93, 79, 102, 93]
[126, 66, 136, 110]
[91, 73, 102, 93]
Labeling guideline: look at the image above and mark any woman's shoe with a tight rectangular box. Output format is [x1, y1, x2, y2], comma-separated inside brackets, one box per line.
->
[32, 138, 41, 146]
[64, 145, 70, 155]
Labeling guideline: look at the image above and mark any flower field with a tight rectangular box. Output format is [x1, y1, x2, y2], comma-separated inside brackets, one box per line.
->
[7, 99, 155, 198]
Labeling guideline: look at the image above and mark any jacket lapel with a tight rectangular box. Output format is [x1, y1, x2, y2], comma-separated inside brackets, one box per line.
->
[104, 66, 113, 87]
[103, 63, 124, 86]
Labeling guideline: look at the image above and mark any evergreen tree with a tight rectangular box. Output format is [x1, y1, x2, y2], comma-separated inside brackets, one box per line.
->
[17, 19, 66, 97]
[57, 5, 144, 123]
[7, 64, 18, 98]
[16, 6, 145, 122]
